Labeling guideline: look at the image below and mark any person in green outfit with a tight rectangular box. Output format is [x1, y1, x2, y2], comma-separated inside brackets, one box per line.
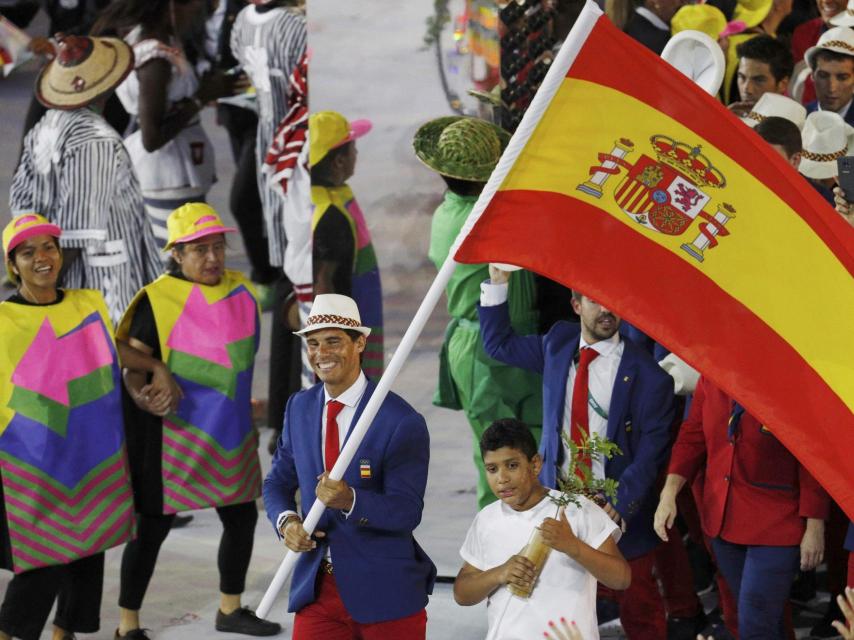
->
[413, 116, 543, 509]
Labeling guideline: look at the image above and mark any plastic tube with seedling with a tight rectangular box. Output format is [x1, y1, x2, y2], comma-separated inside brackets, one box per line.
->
[507, 427, 622, 600]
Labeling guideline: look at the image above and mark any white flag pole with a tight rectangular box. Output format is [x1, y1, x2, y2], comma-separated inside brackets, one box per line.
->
[256, 1, 604, 617]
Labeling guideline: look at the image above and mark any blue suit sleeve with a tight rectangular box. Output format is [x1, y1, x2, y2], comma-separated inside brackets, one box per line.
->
[262, 396, 299, 533]
[346, 410, 430, 533]
[614, 368, 674, 523]
[478, 301, 546, 374]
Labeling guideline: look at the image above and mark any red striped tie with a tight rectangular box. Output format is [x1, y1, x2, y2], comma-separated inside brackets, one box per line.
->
[325, 400, 345, 472]
[570, 347, 599, 471]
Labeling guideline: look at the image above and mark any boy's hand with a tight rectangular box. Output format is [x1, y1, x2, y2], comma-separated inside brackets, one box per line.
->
[497, 554, 536, 591]
[540, 508, 581, 559]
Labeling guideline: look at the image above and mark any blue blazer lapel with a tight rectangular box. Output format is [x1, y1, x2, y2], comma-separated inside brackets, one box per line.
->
[342, 380, 376, 451]
[546, 338, 576, 427]
[310, 385, 326, 475]
[607, 344, 638, 441]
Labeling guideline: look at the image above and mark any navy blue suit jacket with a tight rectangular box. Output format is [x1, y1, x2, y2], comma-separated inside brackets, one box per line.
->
[263, 380, 436, 623]
[479, 302, 675, 559]
[805, 100, 854, 126]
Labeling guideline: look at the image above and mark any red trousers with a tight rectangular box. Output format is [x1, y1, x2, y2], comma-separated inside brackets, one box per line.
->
[613, 550, 667, 640]
[292, 572, 427, 640]
[655, 526, 703, 618]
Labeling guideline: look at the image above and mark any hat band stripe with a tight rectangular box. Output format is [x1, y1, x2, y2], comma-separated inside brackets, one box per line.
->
[746, 111, 765, 123]
[305, 314, 362, 329]
[819, 40, 854, 54]
[801, 147, 847, 162]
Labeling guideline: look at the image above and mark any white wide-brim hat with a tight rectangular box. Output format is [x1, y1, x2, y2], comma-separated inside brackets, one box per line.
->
[660, 30, 726, 97]
[295, 293, 372, 337]
[799, 110, 854, 179]
[741, 93, 807, 130]
[804, 26, 854, 70]
[830, 0, 854, 27]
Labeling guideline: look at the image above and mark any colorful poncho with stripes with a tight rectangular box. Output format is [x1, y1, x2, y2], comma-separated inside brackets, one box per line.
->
[0, 290, 135, 573]
[311, 184, 384, 378]
[118, 271, 262, 514]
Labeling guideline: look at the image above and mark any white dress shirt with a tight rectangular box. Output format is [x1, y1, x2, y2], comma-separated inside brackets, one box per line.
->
[561, 334, 624, 480]
[276, 373, 368, 544]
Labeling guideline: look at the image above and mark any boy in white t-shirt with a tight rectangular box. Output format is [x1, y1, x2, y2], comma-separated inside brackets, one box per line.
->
[454, 419, 630, 640]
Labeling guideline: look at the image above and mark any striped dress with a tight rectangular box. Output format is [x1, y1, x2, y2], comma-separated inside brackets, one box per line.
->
[230, 5, 306, 267]
[10, 108, 161, 325]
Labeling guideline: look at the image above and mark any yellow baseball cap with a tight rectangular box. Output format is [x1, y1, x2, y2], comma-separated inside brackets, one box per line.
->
[164, 203, 236, 251]
[3, 213, 62, 259]
[3, 213, 62, 282]
[309, 111, 372, 168]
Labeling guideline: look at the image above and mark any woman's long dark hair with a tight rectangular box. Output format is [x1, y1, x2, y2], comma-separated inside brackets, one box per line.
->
[90, 0, 193, 36]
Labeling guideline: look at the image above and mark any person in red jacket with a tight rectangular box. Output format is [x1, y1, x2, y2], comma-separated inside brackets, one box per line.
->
[654, 375, 828, 640]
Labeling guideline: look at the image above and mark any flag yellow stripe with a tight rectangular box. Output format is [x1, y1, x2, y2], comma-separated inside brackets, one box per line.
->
[501, 78, 854, 410]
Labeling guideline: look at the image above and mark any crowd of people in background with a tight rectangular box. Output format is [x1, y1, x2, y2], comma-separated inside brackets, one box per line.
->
[0, 0, 853, 638]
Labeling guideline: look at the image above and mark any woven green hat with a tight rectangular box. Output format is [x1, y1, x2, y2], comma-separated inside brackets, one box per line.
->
[413, 116, 510, 181]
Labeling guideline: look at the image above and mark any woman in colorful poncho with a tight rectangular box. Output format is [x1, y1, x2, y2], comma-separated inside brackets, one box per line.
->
[113, 203, 279, 639]
[0, 214, 178, 640]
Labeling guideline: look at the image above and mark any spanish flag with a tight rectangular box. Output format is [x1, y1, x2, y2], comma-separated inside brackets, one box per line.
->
[454, 3, 854, 517]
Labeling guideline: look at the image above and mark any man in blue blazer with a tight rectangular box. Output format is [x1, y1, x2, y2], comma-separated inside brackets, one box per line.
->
[263, 294, 436, 639]
[478, 268, 674, 640]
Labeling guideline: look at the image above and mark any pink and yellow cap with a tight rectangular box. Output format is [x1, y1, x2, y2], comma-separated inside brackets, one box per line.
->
[3, 213, 62, 259]
[309, 111, 372, 167]
[164, 203, 236, 251]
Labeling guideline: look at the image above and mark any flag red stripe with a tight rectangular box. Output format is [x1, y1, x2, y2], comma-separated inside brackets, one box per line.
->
[455, 188, 854, 518]
[563, 17, 854, 269]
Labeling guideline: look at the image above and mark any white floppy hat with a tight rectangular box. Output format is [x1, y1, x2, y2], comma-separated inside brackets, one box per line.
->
[660, 30, 726, 97]
[741, 93, 807, 130]
[830, 0, 854, 27]
[804, 26, 854, 71]
[799, 111, 854, 179]
[295, 294, 372, 337]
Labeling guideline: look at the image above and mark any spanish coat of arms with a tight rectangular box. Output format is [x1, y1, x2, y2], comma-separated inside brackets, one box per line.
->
[577, 135, 736, 263]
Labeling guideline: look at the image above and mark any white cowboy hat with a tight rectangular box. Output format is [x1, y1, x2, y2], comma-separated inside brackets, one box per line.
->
[804, 26, 854, 71]
[830, 0, 854, 27]
[660, 30, 726, 97]
[741, 93, 808, 130]
[295, 293, 371, 337]
[799, 110, 854, 179]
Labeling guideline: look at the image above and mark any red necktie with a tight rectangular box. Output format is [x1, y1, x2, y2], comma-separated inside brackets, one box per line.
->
[570, 347, 599, 471]
[324, 400, 345, 472]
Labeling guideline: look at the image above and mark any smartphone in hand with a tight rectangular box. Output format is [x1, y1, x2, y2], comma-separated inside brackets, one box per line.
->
[836, 156, 854, 201]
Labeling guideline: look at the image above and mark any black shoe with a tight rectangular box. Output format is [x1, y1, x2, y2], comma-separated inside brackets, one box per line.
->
[59, 634, 76, 640]
[216, 607, 281, 636]
[810, 596, 845, 639]
[171, 514, 193, 529]
[115, 629, 152, 639]
[699, 622, 736, 640]
[790, 569, 817, 606]
[668, 610, 708, 640]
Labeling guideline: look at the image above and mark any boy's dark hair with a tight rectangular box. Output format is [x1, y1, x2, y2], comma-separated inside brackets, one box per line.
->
[736, 35, 794, 82]
[440, 174, 485, 197]
[480, 418, 538, 460]
[754, 116, 802, 157]
[814, 49, 854, 69]
[311, 141, 353, 185]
